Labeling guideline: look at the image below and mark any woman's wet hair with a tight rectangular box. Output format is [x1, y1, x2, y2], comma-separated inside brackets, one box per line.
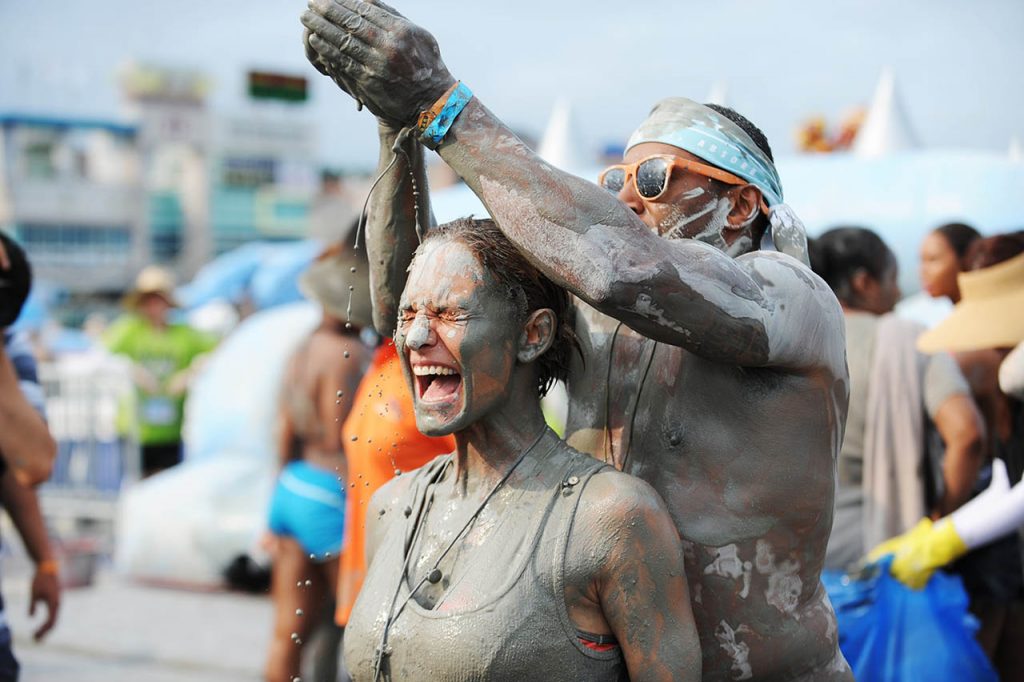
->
[0, 232, 32, 328]
[964, 231, 1024, 271]
[933, 222, 981, 260]
[420, 217, 580, 397]
[808, 226, 893, 306]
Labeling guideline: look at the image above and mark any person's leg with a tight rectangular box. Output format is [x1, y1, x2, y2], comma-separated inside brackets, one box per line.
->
[265, 537, 323, 682]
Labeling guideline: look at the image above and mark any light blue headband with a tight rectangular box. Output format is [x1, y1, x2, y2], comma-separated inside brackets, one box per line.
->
[627, 97, 783, 205]
[626, 98, 808, 265]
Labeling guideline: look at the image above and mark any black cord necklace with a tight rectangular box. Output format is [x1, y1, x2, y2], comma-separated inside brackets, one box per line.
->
[602, 321, 657, 472]
[372, 426, 551, 680]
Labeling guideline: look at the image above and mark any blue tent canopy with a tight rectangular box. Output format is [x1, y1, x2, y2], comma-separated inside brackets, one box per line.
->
[176, 242, 274, 310]
[248, 240, 321, 311]
[176, 240, 321, 312]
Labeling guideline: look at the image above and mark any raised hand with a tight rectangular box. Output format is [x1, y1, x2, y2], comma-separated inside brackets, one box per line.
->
[301, 0, 456, 126]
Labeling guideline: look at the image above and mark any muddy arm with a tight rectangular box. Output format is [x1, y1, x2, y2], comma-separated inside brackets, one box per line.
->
[367, 123, 434, 337]
[439, 100, 785, 365]
[301, 1, 831, 368]
[570, 472, 702, 680]
[438, 104, 829, 368]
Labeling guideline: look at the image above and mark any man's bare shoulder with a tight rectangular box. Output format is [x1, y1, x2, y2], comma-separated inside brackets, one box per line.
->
[735, 250, 834, 306]
[736, 251, 846, 372]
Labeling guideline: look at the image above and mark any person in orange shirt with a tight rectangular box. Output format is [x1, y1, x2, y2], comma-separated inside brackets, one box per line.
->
[335, 338, 455, 628]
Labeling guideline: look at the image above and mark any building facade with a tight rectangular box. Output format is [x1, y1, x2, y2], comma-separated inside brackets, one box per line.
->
[0, 114, 146, 294]
[1, 64, 322, 296]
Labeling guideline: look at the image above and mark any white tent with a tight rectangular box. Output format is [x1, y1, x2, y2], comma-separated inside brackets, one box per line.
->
[537, 97, 590, 173]
[705, 81, 729, 107]
[853, 67, 920, 158]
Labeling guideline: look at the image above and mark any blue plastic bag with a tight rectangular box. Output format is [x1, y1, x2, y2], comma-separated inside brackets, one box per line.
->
[822, 557, 997, 682]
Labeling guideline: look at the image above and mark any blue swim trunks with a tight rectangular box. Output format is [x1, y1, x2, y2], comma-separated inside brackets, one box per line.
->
[267, 461, 346, 560]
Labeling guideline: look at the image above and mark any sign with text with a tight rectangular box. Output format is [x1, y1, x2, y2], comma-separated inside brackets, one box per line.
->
[247, 72, 308, 103]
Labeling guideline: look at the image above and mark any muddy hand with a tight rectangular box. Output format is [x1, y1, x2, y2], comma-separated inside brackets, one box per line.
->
[303, 25, 364, 106]
[303, 27, 330, 77]
[301, 0, 456, 126]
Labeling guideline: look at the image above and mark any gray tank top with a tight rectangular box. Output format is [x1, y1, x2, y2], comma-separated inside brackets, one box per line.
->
[343, 443, 627, 681]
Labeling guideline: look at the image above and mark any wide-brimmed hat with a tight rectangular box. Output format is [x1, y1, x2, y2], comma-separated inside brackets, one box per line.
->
[918, 251, 1024, 353]
[298, 242, 373, 329]
[124, 265, 180, 309]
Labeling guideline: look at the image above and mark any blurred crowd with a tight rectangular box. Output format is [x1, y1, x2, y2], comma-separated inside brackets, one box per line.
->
[809, 224, 1024, 678]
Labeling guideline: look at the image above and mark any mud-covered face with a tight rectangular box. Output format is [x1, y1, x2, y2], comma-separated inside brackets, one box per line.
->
[615, 142, 751, 253]
[396, 239, 520, 436]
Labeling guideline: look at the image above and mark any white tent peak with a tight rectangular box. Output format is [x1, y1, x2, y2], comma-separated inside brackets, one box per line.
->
[705, 81, 729, 107]
[1009, 135, 1023, 163]
[538, 98, 589, 172]
[853, 67, 920, 158]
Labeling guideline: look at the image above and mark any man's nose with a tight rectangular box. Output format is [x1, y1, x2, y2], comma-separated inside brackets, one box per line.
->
[617, 178, 645, 216]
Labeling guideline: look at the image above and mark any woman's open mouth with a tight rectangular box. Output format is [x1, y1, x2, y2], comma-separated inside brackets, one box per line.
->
[412, 364, 463, 404]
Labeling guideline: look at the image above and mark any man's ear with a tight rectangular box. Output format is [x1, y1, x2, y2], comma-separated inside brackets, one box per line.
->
[517, 309, 556, 364]
[725, 184, 762, 230]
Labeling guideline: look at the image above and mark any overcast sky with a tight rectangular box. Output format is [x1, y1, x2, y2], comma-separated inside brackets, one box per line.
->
[2, 0, 1022, 169]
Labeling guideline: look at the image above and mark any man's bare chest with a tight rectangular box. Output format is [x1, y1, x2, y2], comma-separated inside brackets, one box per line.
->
[566, 316, 806, 467]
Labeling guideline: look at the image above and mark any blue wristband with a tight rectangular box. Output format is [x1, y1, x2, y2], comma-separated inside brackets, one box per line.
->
[420, 82, 473, 150]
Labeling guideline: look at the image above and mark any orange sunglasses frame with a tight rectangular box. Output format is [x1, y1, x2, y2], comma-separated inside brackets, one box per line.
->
[599, 154, 769, 213]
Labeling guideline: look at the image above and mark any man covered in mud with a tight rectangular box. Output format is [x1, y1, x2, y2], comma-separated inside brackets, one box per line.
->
[301, 2, 851, 679]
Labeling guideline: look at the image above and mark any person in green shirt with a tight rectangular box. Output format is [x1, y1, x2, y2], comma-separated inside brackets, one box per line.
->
[105, 266, 217, 477]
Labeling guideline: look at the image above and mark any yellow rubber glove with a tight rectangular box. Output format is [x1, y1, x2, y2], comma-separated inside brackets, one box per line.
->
[865, 518, 969, 590]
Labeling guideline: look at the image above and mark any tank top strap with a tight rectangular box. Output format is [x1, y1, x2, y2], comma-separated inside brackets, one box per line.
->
[544, 452, 622, 661]
[398, 455, 453, 554]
